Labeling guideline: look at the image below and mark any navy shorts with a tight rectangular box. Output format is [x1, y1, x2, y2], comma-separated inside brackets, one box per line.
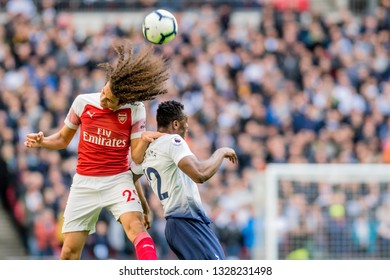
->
[165, 218, 225, 260]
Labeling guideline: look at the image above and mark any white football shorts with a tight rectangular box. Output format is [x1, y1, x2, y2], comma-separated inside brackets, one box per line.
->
[62, 170, 143, 234]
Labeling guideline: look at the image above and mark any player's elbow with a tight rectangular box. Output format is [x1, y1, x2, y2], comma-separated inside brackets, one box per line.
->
[179, 157, 210, 184]
[132, 155, 144, 165]
[192, 176, 206, 184]
[191, 173, 209, 184]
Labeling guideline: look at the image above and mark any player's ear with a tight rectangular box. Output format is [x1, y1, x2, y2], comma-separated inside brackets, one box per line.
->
[172, 120, 179, 129]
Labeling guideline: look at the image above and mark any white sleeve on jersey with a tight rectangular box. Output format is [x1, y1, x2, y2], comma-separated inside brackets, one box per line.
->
[130, 161, 144, 175]
[130, 102, 146, 140]
[131, 102, 146, 122]
[64, 94, 84, 130]
[168, 135, 194, 165]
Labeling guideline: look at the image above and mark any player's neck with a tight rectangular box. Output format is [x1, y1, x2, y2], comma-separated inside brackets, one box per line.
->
[158, 128, 170, 134]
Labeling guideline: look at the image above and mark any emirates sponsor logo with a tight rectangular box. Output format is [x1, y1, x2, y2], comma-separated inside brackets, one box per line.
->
[118, 112, 127, 124]
[83, 131, 127, 147]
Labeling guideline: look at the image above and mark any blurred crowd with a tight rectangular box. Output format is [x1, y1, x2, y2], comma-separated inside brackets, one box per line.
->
[1, 0, 390, 259]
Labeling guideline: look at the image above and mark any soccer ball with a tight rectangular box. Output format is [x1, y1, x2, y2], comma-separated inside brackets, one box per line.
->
[142, 9, 178, 45]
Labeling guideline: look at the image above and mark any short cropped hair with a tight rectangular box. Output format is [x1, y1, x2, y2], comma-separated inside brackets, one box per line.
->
[156, 100, 186, 128]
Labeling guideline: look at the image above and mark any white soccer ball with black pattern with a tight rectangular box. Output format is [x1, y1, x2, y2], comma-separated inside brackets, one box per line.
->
[142, 9, 178, 45]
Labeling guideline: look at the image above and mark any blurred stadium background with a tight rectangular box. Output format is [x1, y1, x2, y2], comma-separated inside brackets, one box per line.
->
[1, 0, 390, 260]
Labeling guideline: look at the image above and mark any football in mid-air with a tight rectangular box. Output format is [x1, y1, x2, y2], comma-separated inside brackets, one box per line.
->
[142, 9, 178, 45]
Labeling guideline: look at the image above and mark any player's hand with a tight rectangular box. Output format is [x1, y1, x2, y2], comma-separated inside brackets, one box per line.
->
[220, 147, 238, 165]
[143, 210, 152, 230]
[141, 131, 166, 143]
[24, 131, 44, 148]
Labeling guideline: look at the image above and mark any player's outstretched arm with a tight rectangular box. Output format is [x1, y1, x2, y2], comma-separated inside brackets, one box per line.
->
[24, 125, 77, 150]
[178, 147, 238, 184]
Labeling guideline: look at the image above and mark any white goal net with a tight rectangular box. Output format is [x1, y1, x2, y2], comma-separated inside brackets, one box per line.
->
[254, 164, 390, 260]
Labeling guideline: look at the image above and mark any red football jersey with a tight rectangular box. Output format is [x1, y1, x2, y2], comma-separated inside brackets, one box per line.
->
[64, 93, 146, 176]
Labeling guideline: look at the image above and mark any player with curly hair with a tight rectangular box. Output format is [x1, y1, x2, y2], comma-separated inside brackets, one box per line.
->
[24, 40, 169, 260]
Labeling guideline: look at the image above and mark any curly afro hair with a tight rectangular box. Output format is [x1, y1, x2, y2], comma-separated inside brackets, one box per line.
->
[98, 40, 169, 105]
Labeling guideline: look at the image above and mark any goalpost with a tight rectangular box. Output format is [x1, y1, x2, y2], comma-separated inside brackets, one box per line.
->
[254, 163, 390, 260]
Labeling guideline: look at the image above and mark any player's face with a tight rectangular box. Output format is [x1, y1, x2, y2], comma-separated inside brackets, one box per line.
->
[176, 116, 189, 138]
[100, 82, 120, 111]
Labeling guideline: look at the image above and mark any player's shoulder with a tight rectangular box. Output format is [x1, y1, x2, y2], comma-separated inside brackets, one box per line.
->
[148, 134, 191, 159]
[133, 101, 144, 107]
[121, 101, 145, 109]
[157, 134, 186, 146]
[170, 134, 186, 145]
[71, 93, 100, 112]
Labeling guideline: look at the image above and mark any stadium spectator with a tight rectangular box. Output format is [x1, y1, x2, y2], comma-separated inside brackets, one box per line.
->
[33, 207, 61, 257]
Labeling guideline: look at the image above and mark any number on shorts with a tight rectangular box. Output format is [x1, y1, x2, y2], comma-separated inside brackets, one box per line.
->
[122, 189, 137, 202]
